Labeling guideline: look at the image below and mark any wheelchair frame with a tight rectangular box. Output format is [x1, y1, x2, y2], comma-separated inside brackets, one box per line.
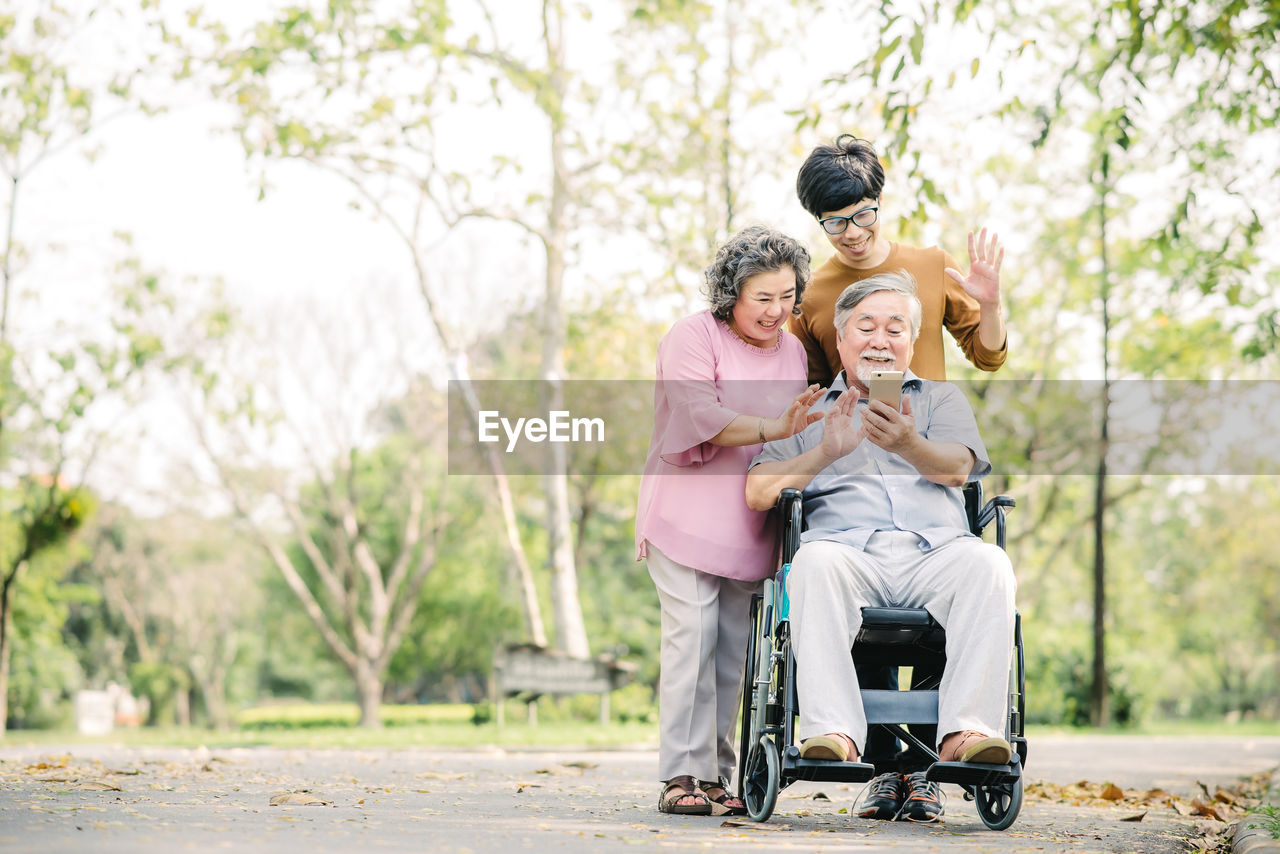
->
[735, 481, 1028, 830]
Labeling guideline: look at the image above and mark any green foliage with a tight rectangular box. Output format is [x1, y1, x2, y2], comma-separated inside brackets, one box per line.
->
[128, 661, 190, 726]
[384, 473, 522, 701]
[237, 702, 476, 730]
[1249, 804, 1280, 840]
[253, 576, 353, 702]
[5, 551, 90, 729]
[10, 478, 96, 561]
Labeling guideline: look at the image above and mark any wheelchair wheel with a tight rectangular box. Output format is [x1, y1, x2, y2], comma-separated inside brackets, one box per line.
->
[742, 736, 779, 822]
[973, 777, 1022, 830]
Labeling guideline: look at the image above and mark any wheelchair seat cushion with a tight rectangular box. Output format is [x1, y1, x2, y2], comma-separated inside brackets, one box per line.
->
[860, 607, 937, 629]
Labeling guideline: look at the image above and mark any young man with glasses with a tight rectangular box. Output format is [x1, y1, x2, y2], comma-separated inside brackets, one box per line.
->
[791, 134, 1008, 387]
[787, 135, 1010, 823]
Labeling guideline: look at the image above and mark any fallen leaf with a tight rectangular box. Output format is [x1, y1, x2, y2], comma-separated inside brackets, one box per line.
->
[1120, 812, 1147, 822]
[810, 791, 831, 801]
[563, 761, 597, 770]
[720, 820, 792, 831]
[1190, 799, 1226, 822]
[534, 766, 583, 776]
[269, 792, 331, 806]
[73, 780, 123, 792]
[1100, 783, 1125, 801]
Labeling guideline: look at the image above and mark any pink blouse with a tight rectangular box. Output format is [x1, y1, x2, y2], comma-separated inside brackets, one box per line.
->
[635, 310, 809, 581]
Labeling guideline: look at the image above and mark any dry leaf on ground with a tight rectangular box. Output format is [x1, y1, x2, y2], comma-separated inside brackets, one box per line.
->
[720, 820, 792, 831]
[73, 780, 123, 791]
[269, 792, 332, 806]
[1190, 800, 1226, 822]
[535, 766, 584, 776]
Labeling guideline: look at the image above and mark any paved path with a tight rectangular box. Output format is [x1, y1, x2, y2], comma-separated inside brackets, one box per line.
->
[0, 735, 1276, 853]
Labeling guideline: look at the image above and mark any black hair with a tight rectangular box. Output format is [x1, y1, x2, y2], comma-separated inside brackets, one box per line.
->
[795, 134, 885, 218]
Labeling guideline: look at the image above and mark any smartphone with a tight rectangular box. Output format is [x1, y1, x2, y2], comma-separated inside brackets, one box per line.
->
[868, 370, 903, 410]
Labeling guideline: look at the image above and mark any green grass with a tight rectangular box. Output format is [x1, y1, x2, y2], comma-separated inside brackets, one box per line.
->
[2, 702, 659, 750]
[237, 702, 478, 729]
[1030, 719, 1280, 737]
[2, 721, 659, 750]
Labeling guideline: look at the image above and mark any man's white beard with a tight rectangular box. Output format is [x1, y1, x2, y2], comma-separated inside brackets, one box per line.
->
[854, 349, 896, 385]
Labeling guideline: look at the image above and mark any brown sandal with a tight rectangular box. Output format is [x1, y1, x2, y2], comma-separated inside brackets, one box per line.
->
[658, 774, 712, 815]
[699, 777, 746, 816]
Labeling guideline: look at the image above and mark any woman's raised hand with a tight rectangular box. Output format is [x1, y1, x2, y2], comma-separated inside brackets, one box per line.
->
[768, 384, 826, 441]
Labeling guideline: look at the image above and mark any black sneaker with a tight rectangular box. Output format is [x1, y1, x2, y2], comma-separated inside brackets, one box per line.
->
[855, 771, 903, 820]
[899, 771, 944, 822]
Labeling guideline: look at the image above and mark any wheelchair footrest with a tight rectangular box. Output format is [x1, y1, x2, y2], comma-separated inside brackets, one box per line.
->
[783, 746, 877, 784]
[926, 760, 1021, 787]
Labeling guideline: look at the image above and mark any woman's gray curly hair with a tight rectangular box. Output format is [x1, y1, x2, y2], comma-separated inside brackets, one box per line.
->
[702, 225, 810, 321]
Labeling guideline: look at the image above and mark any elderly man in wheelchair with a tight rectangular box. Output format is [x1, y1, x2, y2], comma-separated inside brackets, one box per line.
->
[745, 270, 1017, 824]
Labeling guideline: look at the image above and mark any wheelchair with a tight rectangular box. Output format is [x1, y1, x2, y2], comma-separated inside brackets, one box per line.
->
[735, 481, 1027, 830]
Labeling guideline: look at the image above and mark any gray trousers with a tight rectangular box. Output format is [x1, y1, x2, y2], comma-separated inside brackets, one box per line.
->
[647, 543, 759, 784]
[789, 532, 1016, 755]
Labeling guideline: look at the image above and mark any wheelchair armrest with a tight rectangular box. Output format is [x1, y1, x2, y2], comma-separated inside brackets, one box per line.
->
[776, 487, 803, 512]
[976, 495, 1016, 550]
[975, 495, 1016, 531]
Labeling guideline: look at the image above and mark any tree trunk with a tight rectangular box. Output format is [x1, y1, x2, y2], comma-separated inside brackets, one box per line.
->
[0, 567, 16, 735]
[1090, 148, 1112, 729]
[451, 367, 549, 649]
[355, 661, 383, 728]
[199, 676, 230, 731]
[1090, 452, 1109, 727]
[0, 610, 9, 735]
[541, 0, 590, 660]
[175, 687, 191, 727]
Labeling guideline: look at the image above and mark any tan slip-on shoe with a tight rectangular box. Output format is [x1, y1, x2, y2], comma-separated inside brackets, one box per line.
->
[940, 731, 1012, 764]
[798, 733, 855, 761]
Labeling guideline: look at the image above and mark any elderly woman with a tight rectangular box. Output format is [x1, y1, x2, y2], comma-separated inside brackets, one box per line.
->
[636, 225, 824, 815]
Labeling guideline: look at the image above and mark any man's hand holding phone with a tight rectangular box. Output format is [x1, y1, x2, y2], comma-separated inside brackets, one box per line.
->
[867, 369, 903, 410]
[863, 371, 917, 455]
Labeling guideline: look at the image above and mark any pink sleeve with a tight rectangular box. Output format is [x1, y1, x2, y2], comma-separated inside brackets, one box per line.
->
[656, 318, 736, 467]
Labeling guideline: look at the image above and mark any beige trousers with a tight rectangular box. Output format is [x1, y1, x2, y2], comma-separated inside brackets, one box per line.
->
[789, 532, 1016, 755]
[647, 543, 760, 784]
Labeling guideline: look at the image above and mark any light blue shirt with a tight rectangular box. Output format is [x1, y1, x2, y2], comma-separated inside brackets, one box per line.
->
[749, 371, 991, 552]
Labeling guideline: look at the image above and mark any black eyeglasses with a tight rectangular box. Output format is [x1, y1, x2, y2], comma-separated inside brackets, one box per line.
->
[818, 205, 878, 235]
